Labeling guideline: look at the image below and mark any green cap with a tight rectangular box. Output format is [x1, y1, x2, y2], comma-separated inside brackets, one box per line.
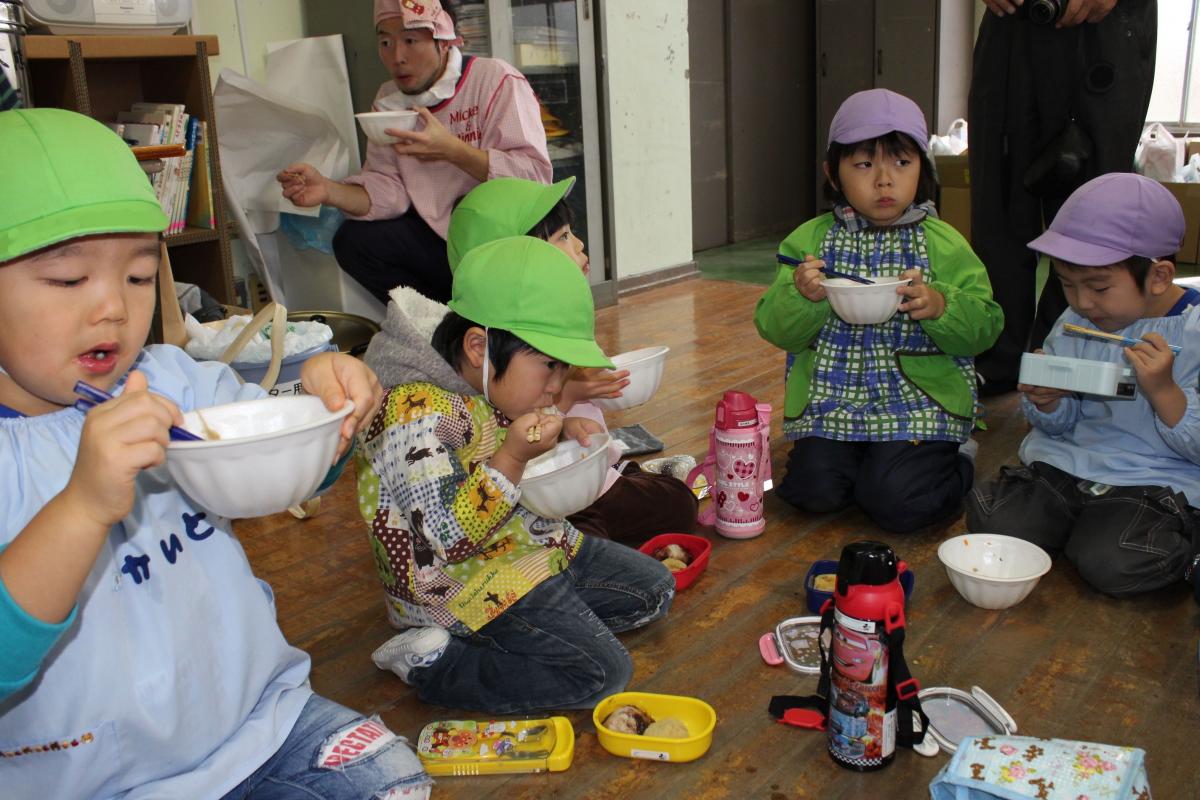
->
[0, 108, 168, 263]
[447, 176, 575, 271]
[449, 235, 613, 369]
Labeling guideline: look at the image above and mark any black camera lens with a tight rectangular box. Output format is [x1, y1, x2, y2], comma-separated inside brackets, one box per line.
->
[1027, 0, 1065, 25]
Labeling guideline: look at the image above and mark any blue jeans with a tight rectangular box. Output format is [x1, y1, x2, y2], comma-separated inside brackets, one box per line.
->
[410, 535, 675, 714]
[220, 694, 431, 800]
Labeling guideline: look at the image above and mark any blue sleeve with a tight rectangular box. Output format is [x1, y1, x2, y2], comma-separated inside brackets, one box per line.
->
[0, 548, 76, 701]
[1020, 392, 1081, 437]
[1154, 388, 1200, 465]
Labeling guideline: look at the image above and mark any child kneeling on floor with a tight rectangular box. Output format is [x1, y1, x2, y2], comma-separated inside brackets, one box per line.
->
[445, 176, 698, 545]
[0, 109, 428, 799]
[968, 173, 1200, 599]
[359, 235, 674, 713]
[754, 89, 1002, 532]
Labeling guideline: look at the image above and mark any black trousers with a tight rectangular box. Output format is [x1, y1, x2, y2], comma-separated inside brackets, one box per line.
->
[966, 461, 1196, 597]
[968, 1, 1157, 387]
[332, 209, 453, 305]
[776, 437, 973, 534]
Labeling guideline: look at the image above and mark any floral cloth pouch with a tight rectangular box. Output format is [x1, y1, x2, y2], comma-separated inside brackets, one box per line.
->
[929, 735, 1151, 800]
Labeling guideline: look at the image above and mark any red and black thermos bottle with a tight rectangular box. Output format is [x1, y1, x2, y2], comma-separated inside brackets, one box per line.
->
[825, 540, 914, 771]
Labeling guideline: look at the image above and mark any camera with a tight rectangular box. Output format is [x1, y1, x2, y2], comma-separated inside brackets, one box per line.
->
[1019, 0, 1067, 25]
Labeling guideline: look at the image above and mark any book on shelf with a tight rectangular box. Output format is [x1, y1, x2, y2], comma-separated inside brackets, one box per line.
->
[185, 120, 215, 230]
[112, 102, 212, 235]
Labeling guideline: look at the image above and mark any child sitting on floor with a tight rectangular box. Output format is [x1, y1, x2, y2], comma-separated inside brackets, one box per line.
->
[360, 236, 673, 713]
[0, 108, 427, 799]
[754, 89, 1002, 533]
[444, 176, 698, 545]
[968, 173, 1200, 599]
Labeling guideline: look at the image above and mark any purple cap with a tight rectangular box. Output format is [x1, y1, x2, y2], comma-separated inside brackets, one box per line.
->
[827, 89, 929, 153]
[1028, 173, 1186, 265]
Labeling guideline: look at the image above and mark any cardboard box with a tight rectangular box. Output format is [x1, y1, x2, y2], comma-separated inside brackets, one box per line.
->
[1186, 138, 1200, 163]
[934, 154, 971, 241]
[1162, 182, 1200, 265]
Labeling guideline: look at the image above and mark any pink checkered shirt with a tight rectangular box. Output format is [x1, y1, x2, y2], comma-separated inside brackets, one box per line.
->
[343, 56, 552, 236]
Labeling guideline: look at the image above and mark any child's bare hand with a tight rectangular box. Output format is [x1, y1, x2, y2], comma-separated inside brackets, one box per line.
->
[503, 410, 563, 464]
[792, 254, 828, 302]
[897, 270, 946, 320]
[300, 352, 384, 459]
[559, 367, 631, 409]
[1125, 333, 1177, 397]
[66, 371, 180, 527]
[560, 415, 604, 448]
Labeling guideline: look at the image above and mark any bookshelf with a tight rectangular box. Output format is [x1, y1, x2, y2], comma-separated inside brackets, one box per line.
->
[24, 35, 236, 306]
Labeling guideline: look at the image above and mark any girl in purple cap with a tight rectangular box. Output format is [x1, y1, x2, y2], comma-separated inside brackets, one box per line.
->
[755, 89, 1003, 533]
[968, 172, 1200, 601]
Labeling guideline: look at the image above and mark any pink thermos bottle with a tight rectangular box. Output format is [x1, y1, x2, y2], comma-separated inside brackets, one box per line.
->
[687, 391, 772, 538]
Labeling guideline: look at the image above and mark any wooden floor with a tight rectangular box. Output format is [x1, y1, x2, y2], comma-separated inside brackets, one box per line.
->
[237, 277, 1199, 799]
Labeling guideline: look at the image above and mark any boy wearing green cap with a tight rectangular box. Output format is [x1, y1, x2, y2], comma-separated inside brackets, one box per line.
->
[359, 235, 674, 713]
[445, 177, 698, 546]
[0, 109, 429, 799]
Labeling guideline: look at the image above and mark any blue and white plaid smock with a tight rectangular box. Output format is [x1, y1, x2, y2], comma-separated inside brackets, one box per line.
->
[797, 203, 974, 443]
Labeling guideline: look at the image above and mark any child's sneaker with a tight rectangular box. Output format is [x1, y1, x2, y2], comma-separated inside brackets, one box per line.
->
[371, 627, 450, 684]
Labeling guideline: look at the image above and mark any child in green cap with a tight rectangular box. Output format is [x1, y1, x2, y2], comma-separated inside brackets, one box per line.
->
[359, 235, 674, 713]
[445, 176, 698, 546]
[0, 109, 430, 799]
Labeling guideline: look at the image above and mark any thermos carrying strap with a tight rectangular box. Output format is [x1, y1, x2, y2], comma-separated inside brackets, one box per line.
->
[686, 428, 718, 526]
[767, 605, 930, 749]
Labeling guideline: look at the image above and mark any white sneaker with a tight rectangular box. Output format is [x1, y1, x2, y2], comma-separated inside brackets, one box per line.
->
[371, 627, 450, 684]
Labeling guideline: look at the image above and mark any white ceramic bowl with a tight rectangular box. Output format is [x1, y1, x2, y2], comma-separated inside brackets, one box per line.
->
[823, 277, 912, 325]
[937, 533, 1052, 610]
[165, 395, 353, 519]
[355, 110, 420, 145]
[592, 346, 670, 412]
[520, 433, 612, 518]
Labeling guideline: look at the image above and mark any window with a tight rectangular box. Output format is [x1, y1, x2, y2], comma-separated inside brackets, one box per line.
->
[1148, 0, 1200, 126]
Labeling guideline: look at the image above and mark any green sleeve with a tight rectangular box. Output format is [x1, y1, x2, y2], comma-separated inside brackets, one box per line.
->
[918, 218, 1005, 357]
[754, 216, 836, 352]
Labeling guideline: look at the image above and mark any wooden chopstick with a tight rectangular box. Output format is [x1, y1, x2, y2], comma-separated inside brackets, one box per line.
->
[1062, 322, 1182, 355]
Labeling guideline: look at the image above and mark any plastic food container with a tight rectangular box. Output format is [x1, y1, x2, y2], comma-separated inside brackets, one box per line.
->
[520, 433, 612, 518]
[593, 691, 716, 763]
[638, 533, 712, 591]
[592, 346, 670, 411]
[938, 533, 1052, 610]
[416, 716, 574, 775]
[1018, 352, 1136, 398]
[822, 277, 911, 325]
[759, 615, 822, 674]
[354, 110, 420, 145]
[913, 686, 1017, 756]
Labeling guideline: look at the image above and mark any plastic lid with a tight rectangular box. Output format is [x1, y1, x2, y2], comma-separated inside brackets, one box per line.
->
[916, 686, 1017, 754]
[775, 616, 823, 674]
[836, 540, 898, 587]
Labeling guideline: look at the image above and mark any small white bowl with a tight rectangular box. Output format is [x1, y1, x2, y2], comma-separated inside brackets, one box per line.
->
[938, 533, 1052, 610]
[355, 110, 420, 145]
[823, 277, 911, 325]
[592, 346, 670, 412]
[165, 395, 353, 519]
[521, 433, 612, 518]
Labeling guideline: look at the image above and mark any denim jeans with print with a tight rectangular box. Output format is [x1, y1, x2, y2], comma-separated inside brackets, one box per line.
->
[410, 535, 675, 714]
[967, 461, 1198, 597]
[219, 694, 431, 800]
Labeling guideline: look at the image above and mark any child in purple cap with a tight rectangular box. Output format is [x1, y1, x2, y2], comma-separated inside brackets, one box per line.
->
[755, 89, 1003, 533]
[968, 173, 1200, 600]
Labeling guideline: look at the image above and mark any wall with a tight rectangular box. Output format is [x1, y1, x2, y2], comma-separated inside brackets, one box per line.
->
[601, 1, 694, 280]
[191, 0, 307, 83]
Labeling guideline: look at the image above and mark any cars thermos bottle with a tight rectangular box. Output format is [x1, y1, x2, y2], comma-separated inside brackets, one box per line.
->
[687, 390, 771, 538]
[826, 541, 913, 771]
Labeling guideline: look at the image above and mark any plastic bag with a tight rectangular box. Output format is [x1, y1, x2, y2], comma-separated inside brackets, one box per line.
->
[1135, 122, 1181, 183]
[1180, 153, 1200, 184]
[929, 118, 969, 156]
